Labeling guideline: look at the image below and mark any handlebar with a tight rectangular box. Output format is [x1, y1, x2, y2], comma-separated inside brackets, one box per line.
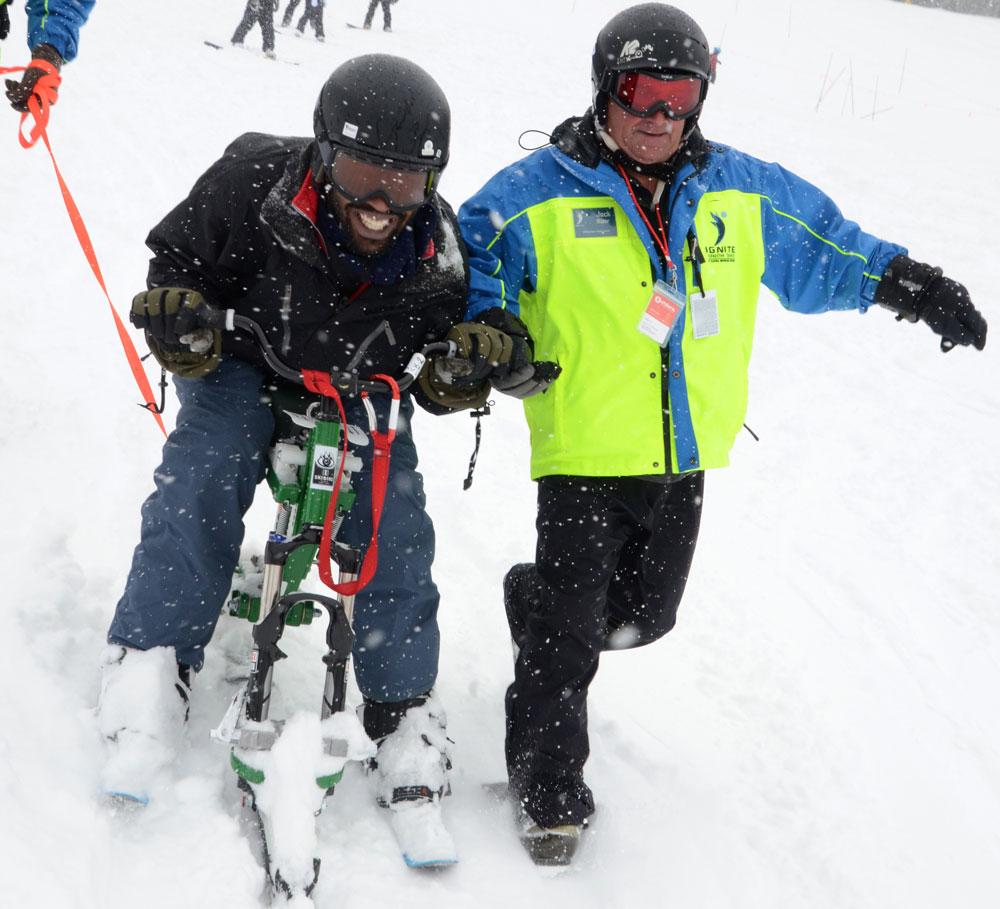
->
[202, 305, 454, 394]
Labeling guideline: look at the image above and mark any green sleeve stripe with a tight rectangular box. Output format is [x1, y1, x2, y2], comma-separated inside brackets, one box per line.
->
[762, 195, 882, 281]
[42, 0, 50, 31]
[484, 207, 532, 252]
[483, 208, 533, 310]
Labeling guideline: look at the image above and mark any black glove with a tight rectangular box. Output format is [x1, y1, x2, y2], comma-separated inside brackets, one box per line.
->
[131, 287, 223, 378]
[5, 43, 62, 112]
[0, 1, 12, 42]
[876, 255, 987, 352]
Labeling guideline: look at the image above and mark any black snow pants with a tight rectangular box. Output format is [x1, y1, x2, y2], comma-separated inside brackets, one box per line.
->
[297, 0, 325, 37]
[232, 0, 275, 52]
[505, 472, 704, 828]
[363, 0, 393, 29]
[280, 0, 301, 27]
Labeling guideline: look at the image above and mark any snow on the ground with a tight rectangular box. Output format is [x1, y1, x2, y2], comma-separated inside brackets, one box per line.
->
[1, 0, 999, 906]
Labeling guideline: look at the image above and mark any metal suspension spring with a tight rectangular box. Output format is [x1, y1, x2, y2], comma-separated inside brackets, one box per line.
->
[274, 503, 292, 537]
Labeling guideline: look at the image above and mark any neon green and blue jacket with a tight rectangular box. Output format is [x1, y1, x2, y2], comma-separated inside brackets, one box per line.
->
[459, 119, 906, 479]
[25, 0, 94, 62]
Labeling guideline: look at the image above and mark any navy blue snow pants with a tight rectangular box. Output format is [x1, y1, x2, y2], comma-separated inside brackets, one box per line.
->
[108, 357, 440, 701]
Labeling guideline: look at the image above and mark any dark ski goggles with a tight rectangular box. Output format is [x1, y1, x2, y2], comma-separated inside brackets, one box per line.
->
[611, 71, 708, 121]
[318, 142, 438, 213]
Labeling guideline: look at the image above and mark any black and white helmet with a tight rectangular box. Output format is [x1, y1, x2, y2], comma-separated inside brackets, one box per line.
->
[592, 3, 714, 123]
[313, 54, 450, 171]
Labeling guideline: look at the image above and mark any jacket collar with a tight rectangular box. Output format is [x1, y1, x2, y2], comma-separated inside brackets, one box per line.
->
[551, 108, 711, 181]
[547, 113, 716, 283]
[260, 145, 330, 270]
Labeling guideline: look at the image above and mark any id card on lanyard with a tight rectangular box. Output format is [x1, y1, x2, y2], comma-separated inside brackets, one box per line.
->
[637, 279, 686, 347]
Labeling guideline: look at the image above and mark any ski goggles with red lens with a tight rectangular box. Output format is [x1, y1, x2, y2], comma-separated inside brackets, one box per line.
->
[318, 142, 438, 213]
[611, 71, 708, 120]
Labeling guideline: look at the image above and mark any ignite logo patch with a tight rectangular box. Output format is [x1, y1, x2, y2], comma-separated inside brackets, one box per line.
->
[703, 211, 736, 263]
[711, 212, 726, 246]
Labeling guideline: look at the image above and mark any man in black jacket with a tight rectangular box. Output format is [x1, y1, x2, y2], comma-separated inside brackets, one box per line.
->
[97, 57, 524, 837]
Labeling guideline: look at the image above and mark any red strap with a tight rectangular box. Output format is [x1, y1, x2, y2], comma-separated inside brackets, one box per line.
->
[618, 163, 676, 275]
[2, 60, 166, 435]
[300, 370, 400, 598]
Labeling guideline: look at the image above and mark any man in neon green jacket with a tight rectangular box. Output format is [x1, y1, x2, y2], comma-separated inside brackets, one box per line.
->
[457, 2, 987, 857]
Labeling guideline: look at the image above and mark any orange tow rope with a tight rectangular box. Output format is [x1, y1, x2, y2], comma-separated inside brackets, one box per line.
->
[2, 59, 167, 436]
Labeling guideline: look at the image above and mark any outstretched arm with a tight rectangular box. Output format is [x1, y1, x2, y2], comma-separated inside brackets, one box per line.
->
[26, 0, 95, 63]
[753, 157, 986, 351]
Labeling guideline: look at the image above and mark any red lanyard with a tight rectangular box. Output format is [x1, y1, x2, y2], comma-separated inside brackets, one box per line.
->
[300, 369, 400, 598]
[618, 164, 677, 280]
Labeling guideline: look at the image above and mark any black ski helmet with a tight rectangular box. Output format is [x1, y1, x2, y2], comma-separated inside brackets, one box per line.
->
[592, 3, 713, 124]
[313, 54, 450, 171]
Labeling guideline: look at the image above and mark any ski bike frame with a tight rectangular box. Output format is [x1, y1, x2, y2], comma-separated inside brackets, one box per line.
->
[208, 308, 456, 899]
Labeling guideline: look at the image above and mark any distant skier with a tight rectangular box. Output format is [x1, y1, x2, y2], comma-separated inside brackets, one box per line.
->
[363, 0, 396, 31]
[231, 0, 278, 59]
[296, 0, 325, 40]
[2, 0, 95, 113]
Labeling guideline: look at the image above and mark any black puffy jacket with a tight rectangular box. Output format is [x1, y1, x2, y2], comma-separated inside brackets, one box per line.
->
[143, 132, 469, 410]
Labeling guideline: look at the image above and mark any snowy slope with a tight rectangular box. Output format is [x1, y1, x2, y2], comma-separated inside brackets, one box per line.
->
[1, 0, 999, 906]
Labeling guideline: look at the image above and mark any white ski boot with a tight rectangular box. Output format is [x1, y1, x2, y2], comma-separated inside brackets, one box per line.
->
[368, 697, 457, 867]
[97, 645, 190, 805]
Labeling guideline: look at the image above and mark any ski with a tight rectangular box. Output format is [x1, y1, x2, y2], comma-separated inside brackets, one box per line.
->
[102, 790, 150, 810]
[237, 777, 321, 902]
[483, 782, 588, 867]
[203, 40, 302, 65]
[384, 799, 459, 868]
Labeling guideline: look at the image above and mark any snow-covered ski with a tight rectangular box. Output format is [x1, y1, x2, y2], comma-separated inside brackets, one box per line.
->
[383, 799, 458, 868]
[483, 782, 588, 867]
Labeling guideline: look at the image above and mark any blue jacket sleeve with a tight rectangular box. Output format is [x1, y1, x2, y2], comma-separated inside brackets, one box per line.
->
[458, 166, 540, 320]
[26, 0, 95, 62]
[750, 157, 906, 314]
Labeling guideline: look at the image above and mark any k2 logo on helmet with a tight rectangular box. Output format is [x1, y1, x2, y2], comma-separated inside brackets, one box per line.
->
[618, 39, 656, 63]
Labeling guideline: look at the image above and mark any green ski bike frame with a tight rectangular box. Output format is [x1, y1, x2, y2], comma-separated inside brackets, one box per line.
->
[207, 308, 455, 899]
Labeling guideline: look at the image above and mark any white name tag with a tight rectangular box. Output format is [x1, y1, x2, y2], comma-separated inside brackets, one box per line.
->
[637, 280, 686, 347]
[690, 289, 720, 340]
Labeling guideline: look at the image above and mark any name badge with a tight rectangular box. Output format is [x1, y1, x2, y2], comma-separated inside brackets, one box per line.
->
[690, 290, 720, 339]
[638, 280, 685, 347]
[573, 207, 618, 238]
